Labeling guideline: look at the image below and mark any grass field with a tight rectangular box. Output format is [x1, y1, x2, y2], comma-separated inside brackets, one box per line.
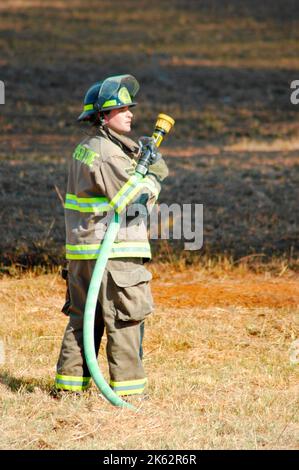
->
[0, 0, 298, 450]
[0, 265, 298, 450]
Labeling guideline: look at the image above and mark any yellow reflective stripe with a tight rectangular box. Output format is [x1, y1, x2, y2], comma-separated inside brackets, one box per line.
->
[64, 204, 110, 213]
[110, 175, 142, 213]
[64, 203, 81, 211]
[110, 175, 139, 205]
[55, 383, 90, 391]
[56, 374, 90, 382]
[66, 253, 100, 260]
[66, 193, 109, 204]
[66, 242, 150, 250]
[84, 104, 94, 111]
[110, 175, 160, 213]
[110, 378, 147, 387]
[110, 378, 147, 396]
[109, 249, 151, 258]
[66, 252, 151, 260]
[114, 389, 144, 396]
[66, 251, 151, 260]
[66, 243, 101, 251]
[55, 374, 91, 391]
[115, 180, 158, 212]
[102, 99, 117, 108]
[65, 193, 111, 213]
[65, 241, 151, 260]
[115, 184, 143, 213]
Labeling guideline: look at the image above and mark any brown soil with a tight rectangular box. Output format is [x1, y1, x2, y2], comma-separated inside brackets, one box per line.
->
[152, 272, 299, 309]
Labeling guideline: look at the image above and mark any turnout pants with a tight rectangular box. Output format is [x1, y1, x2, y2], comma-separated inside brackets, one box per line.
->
[55, 258, 153, 396]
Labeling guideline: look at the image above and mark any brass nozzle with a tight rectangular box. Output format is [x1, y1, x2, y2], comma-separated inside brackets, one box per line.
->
[155, 113, 175, 134]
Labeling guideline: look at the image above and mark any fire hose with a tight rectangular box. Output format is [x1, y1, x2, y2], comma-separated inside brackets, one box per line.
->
[83, 113, 175, 410]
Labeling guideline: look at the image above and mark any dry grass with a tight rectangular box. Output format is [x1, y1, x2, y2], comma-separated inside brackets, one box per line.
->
[0, 266, 298, 450]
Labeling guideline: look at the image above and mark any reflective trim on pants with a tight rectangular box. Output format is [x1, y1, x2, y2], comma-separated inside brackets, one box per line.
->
[55, 374, 91, 391]
[109, 378, 147, 396]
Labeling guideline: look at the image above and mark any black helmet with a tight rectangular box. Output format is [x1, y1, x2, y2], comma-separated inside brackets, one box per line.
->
[77, 74, 139, 121]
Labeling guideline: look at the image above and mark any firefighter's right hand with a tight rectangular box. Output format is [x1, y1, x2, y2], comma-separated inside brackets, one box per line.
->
[138, 136, 162, 165]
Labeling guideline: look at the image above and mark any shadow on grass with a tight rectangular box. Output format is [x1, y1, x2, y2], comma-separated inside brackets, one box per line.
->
[0, 371, 54, 395]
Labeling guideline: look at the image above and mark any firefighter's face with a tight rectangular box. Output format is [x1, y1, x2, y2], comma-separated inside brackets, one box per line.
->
[104, 106, 133, 134]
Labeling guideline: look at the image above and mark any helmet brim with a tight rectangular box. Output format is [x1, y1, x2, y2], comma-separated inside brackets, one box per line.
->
[77, 110, 96, 122]
[100, 101, 137, 113]
[77, 101, 138, 121]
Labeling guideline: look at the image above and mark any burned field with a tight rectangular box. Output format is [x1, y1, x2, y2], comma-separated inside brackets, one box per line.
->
[0, 0, 299, 267]
[1, 141, 299, 269]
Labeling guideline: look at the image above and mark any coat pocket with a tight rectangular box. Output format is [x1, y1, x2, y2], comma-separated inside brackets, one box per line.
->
[109, 266, 153, 322]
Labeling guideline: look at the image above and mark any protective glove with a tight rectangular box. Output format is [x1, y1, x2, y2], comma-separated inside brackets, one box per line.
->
[138, 136, 162, 166]
[148, 158, 169, 182]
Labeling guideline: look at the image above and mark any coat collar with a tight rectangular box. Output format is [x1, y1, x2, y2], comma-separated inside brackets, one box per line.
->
[98, 127, 140, 158]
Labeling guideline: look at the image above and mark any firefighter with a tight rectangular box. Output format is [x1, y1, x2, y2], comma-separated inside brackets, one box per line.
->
[55, 74, 168, 398]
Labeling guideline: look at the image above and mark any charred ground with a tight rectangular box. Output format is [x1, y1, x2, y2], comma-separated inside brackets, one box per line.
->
[0, 0, 299, 268]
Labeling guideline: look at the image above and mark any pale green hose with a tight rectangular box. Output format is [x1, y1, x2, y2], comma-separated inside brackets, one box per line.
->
[82, 126, 170, 409]
[83, 173, 144, 410]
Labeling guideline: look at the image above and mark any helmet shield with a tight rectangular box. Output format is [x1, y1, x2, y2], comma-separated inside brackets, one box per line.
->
[98, 74, 139, 111]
